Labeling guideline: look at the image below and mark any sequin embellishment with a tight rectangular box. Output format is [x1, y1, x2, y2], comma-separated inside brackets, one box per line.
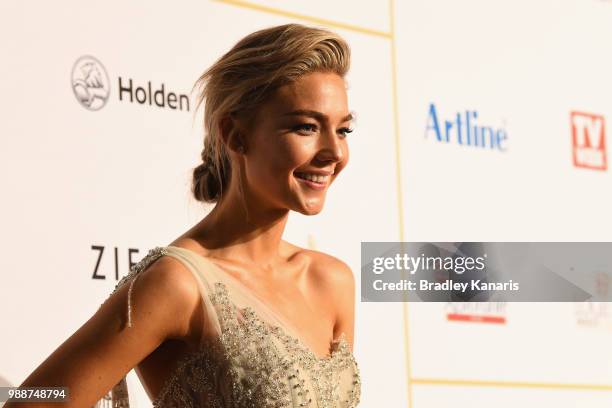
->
[106, 246, 361, 408]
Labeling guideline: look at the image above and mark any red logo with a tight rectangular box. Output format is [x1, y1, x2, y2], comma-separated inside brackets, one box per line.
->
[445, 302, 507, 325]
[571, 111, 607, 170]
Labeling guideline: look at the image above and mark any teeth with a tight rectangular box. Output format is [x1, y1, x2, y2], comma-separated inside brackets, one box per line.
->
[296, 172, 329, 184]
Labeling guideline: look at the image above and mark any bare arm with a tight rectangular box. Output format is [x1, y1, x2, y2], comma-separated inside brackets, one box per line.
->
[4, 256, 201, 408]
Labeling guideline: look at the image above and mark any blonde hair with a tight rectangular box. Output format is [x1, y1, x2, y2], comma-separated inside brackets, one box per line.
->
[191, 23, 351, 203]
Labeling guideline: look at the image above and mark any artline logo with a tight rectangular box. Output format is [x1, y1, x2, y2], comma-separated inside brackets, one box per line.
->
[425, 103, 508, 151]
[571, 111, 607, 170]
[71, 55, 190, 112]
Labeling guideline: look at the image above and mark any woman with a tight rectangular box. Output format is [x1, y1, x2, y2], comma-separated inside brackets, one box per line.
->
[9, 23, 360, 408]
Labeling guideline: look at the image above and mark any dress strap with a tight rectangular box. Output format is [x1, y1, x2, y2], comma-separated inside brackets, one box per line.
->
[105, 247, 170, 328]
[104, 246, 223, 343]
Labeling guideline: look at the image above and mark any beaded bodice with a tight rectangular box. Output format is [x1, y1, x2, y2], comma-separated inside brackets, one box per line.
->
[96, 246, 361, 408]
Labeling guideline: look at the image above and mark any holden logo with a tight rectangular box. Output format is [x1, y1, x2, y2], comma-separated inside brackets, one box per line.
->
[71, 55, 110, 111]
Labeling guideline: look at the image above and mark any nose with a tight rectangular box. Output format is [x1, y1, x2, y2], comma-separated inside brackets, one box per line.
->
[317, 127, 345, 163]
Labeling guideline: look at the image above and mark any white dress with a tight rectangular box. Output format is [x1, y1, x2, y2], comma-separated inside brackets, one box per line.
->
[94, 245, 361, 408]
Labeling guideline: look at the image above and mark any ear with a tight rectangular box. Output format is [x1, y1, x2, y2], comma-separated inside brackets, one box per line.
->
[219, 114, 246, 154]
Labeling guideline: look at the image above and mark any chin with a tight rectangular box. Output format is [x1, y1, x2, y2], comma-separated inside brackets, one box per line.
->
[295, 198, 325, 215]
[299, 206, 323, 216]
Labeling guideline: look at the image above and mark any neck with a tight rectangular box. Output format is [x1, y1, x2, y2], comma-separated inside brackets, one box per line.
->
[193, 180, 290, 268]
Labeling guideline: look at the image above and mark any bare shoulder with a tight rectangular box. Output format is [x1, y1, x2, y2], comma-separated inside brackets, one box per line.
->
[285, 242, 356, 346]
[284, 241, 354, 291]
[125, 254, 203, 341]
[308, 249, 354, 288]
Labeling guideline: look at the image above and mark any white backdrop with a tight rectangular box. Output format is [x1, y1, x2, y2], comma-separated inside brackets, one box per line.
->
[1, 1, 611, 407]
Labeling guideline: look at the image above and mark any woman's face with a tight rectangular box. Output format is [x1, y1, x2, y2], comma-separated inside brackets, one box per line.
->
[242, 71, 352, 216]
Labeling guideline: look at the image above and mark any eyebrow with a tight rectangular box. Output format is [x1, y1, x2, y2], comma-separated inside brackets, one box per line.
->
[282, 109, 354, 123]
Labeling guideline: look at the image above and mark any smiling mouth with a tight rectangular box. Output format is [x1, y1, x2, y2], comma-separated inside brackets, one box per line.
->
[294, 171, 330, 190]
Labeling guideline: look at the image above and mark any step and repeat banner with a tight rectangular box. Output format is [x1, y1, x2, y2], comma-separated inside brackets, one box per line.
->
[1, 1, 611, 407]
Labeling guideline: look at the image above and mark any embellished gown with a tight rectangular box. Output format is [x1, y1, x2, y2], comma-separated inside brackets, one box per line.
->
[94, 245, 361, 408]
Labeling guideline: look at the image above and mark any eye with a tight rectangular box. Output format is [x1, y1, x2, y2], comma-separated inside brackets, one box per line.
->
[338, 127, 354, 138]
[293, 123, 318, 135]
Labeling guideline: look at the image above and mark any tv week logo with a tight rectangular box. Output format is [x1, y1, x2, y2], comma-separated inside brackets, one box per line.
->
[571, 111, 607, 170]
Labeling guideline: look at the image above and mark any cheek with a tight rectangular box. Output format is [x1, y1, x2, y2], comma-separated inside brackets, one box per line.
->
[280, 136, 318, 165]
[258, 137, 315, 173]
[246, 138, 308, 187]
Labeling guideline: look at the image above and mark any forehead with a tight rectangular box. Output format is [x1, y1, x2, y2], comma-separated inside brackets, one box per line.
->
[264, 72, 348, 117]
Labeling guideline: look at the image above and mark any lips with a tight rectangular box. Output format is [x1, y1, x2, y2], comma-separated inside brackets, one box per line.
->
[294, 171, 329, 190]
[294, 171, 329, 183]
